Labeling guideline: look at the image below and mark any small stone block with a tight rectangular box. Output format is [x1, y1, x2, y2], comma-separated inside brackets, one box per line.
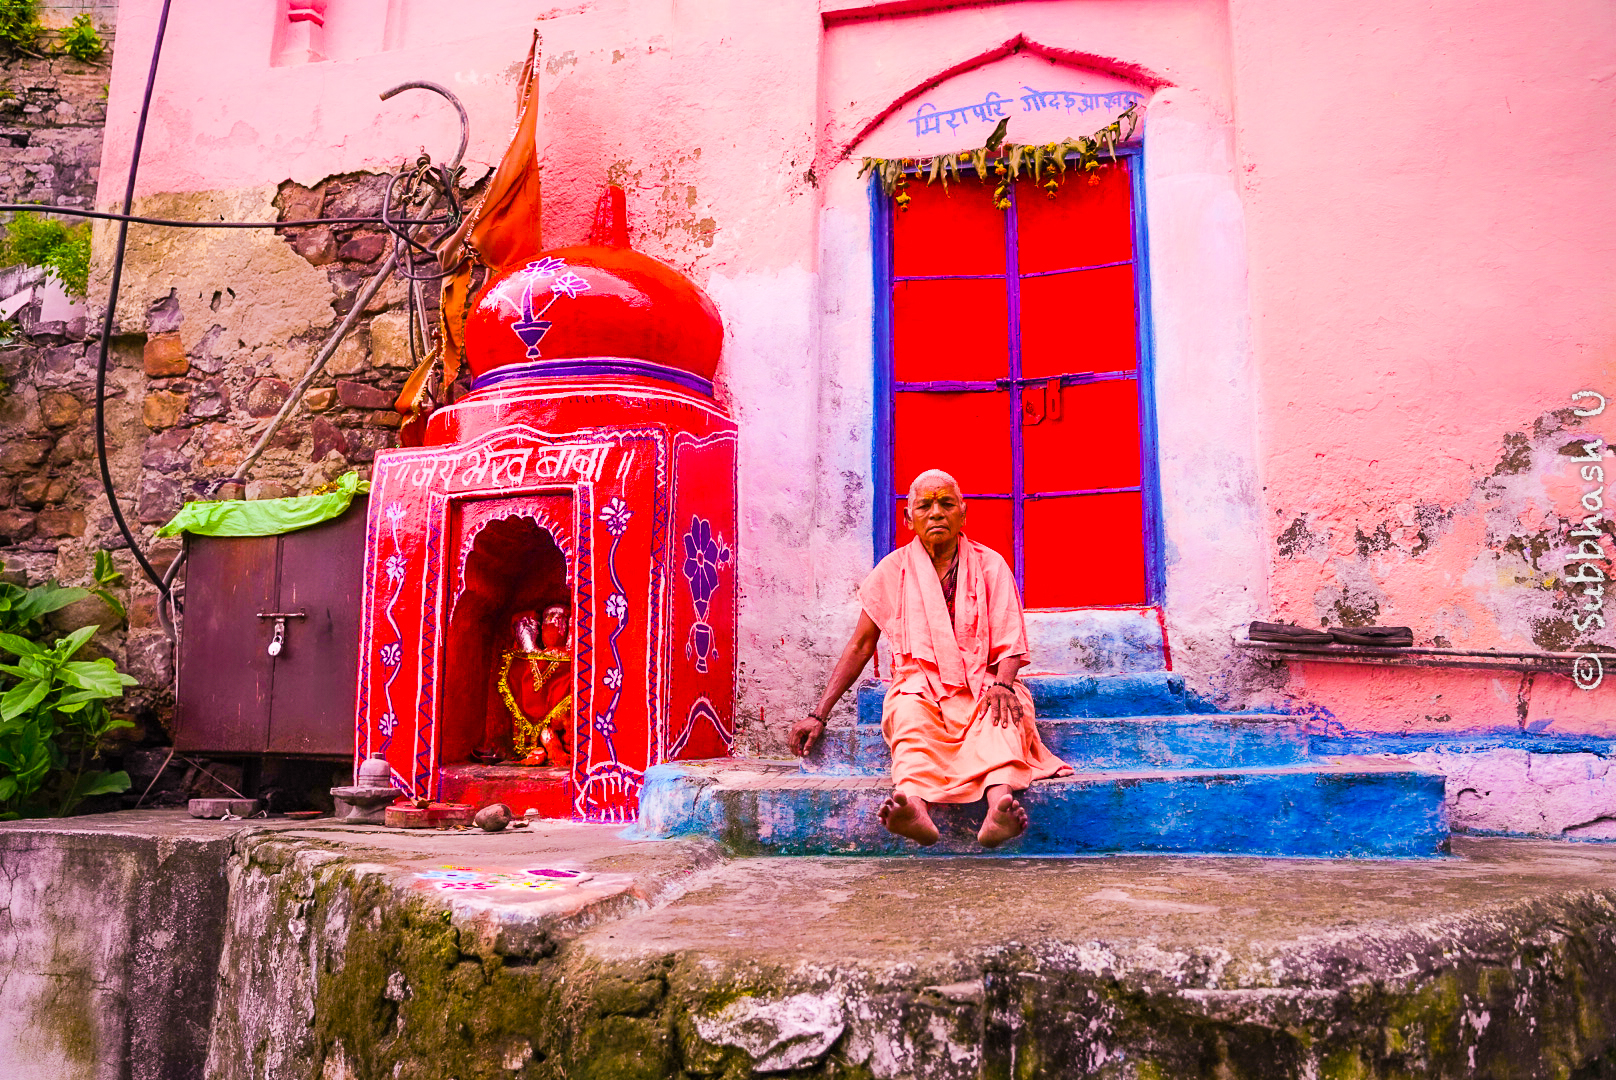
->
[339, 232, 388, 263]
[143, 332, 190, 377]
[428, 802, 476, 828]
[39, 391, 83, 428]
[384, 805, 431, 829]
[142, 390, 189, 430]
[336, 379, 394, 410]
[188, 797, 260, 819]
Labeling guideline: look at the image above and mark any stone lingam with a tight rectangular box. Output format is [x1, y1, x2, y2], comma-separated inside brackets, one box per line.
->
[331, 753, 402, 823]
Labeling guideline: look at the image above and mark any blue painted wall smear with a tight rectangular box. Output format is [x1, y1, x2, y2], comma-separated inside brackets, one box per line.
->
[1311, 730, 1616, 757]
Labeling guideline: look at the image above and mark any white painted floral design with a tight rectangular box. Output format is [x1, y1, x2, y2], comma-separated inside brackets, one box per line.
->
[599, 497, 633, 537]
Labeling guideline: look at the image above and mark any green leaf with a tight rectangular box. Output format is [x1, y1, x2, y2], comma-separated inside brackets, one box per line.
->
[91, 588, 125, 621]
[0, 679, 47, 721]
[59, 658, 132, 697]
[75, 770, 130, 798]
[93, 550, 123, 588]
[0, 632, 41, 658]
[55, 624, 97, 660]
[0, 775, 14, 801]
[15, 584, 88, 621]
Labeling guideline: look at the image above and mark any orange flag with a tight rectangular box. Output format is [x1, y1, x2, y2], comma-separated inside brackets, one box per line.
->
[397, 30, 544, 427]
[461, 30, 546, 277]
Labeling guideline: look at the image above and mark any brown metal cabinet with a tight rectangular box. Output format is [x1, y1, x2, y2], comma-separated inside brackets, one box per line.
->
[174, 497, 366, 757]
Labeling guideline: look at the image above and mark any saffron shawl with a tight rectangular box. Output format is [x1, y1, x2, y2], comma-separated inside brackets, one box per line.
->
[859, 536, 1029, 700]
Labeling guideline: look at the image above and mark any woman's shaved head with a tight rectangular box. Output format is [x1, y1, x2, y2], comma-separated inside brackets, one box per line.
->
[907, 468, 962, 508]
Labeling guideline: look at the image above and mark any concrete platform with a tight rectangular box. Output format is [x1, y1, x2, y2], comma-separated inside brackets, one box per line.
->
[634, 757, 1450, 857]
[5, 810, 1616, 1078]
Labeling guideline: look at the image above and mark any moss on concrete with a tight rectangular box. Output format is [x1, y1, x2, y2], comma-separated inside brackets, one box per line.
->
[285, 881, 1616, 1080]
[19, 814, 1616, 1079]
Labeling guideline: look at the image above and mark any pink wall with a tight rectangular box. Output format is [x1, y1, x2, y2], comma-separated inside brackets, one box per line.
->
[1229, 0, 1616, 730]
[97, 0, 1616, 740]
[102, 1, 542, 197]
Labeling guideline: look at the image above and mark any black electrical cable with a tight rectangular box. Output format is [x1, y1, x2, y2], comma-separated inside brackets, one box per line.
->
[81, 27, 462, 597]
[94, 0, 173, 597]
[83, 30, 469, 598]
[0, 204, 452, 229]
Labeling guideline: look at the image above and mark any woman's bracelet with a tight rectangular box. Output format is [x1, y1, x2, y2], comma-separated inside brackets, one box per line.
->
[992, 680, 1014, 690]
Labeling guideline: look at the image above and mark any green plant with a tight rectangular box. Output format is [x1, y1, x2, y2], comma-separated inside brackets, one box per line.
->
[0, 572, 86, 636]
[58, 13, 101, 61]
[91, 549, 125, 619]
[0, 565, 138, 819]
[0, 0, 41, 53]
[0, 212, 90, 297]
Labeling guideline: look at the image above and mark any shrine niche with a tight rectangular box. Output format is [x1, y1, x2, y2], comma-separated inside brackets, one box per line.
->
[353, 190, 737, 823]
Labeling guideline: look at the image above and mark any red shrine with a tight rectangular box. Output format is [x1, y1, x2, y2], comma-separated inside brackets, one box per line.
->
[352, 193, 737, 823]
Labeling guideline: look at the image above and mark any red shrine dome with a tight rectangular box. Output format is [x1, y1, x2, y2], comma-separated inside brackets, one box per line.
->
[464, 238, 724, 392]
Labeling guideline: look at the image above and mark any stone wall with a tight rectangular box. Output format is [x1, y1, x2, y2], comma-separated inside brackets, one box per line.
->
[0, 14, 451, 758]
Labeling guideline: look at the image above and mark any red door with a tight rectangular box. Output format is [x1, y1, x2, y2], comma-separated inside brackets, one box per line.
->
[886, 161, 1152, 608]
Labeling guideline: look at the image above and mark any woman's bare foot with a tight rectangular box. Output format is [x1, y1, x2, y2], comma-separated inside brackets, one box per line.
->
[880, 791, 940, 846]
[978, 787, 1028, 848]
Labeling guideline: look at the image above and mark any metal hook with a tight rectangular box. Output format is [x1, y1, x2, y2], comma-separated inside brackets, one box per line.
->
[379, 80, 469, 171]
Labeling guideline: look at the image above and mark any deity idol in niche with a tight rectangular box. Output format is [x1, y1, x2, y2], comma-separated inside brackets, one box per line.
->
[495, 604, 573, 767]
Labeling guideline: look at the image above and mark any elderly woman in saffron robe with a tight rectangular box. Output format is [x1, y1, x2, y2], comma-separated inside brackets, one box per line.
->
[790, 469, 1070, 847]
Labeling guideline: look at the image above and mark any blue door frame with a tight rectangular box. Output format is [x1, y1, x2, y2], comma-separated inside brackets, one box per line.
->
[869, 143, 1167, 608]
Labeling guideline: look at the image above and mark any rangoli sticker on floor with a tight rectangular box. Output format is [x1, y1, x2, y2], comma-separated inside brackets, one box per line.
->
[415, 866, 593, 892]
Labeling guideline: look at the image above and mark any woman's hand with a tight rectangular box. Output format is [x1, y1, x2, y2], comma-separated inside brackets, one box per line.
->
[983, 682, 1024, 729]
[789, 715, 827, 757]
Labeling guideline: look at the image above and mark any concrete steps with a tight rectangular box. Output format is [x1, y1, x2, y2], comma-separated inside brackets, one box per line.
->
[854, 671, 1219, 724]
[805, 714, 1313, 775]
[638, 674, 1450, 858]
[632, 758, 1450, 857]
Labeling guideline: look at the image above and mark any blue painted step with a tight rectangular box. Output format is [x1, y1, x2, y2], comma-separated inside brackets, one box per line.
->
[630, 758, 1450, 859]
[854, 672, 1220, 726]
[805, 714, 1312, 776]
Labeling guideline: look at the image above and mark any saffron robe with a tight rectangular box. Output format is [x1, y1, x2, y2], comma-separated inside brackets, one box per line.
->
[858, 536, 1068, 803]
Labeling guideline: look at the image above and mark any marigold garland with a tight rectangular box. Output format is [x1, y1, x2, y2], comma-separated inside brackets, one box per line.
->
[857, 103, 1141, 211]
